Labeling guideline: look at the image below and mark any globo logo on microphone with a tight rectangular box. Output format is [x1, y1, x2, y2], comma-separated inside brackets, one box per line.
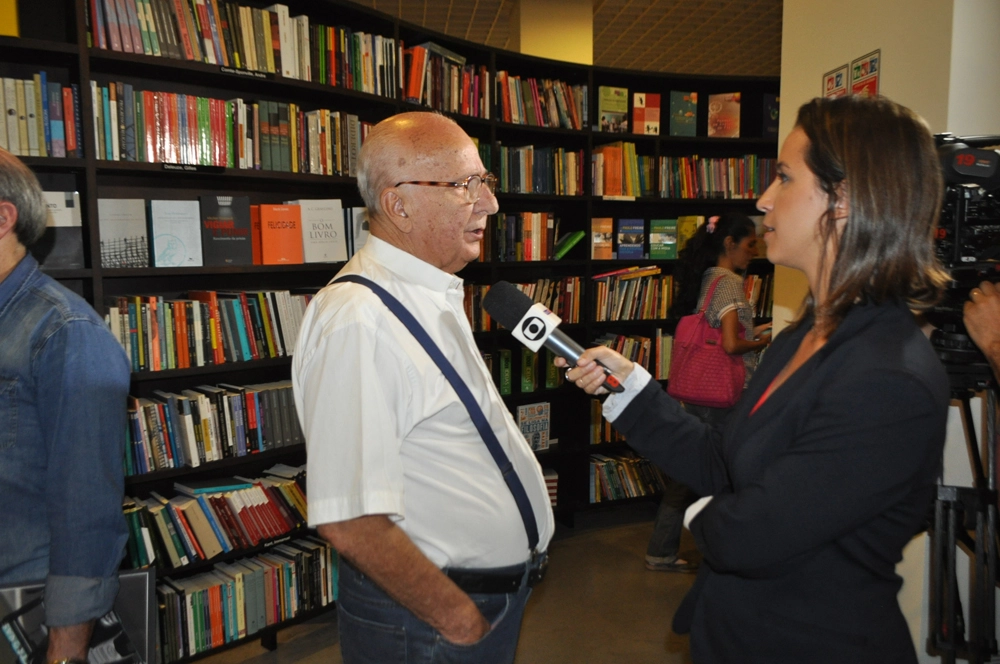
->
[512, 303, 561, 352]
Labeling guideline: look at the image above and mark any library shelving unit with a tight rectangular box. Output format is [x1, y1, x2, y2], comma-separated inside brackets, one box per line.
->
[7, 0, 776, 658]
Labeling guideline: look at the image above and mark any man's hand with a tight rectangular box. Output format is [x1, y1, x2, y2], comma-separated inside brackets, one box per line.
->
[46, 622, 94, 662]
[964, 281, 1000, 376]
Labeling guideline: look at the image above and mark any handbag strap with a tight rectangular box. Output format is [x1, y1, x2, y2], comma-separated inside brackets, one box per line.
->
[698, 275, 728, 314]
[334, 274, 540, 553]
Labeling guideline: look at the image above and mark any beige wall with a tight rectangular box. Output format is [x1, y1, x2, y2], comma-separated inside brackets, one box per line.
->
[779, 2, 1000, 660]
[518, 0, 593, 65]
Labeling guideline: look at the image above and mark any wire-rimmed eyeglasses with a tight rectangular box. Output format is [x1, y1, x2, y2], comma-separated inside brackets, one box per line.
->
[395, 173, 497, 203]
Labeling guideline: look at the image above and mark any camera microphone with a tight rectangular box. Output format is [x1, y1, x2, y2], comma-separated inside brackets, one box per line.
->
[481, 281, 624, 393]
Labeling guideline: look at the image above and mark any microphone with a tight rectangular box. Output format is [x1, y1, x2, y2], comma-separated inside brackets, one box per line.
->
[481, 281, 624, 393]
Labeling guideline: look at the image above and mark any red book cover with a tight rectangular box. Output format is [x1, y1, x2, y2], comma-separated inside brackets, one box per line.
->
[175, 303, 190, 369]
[91, 0, 107, 49]
[209, 584, 223, 646]
[113, 0, 134, 53]
[328, 26, 336, 87]
[250, 205, 261, 265]
[194, 2, 214, 64]
[258, 204, 303, 265]
[232, 489, 267, 542]
[213, 495, 249, 550]
[247, 489, 277, 539]
[173, 502, 206, 560]
[261, 485, 294, 531]
[185, 95, 197, 163]
[62, 87, 77, 154]
[225, 494, 258, 546]
[168, 0, 194, 60]
[188, 290, 225, 364]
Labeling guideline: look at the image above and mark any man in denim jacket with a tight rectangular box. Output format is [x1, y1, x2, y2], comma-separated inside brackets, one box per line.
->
[0, 150, 129, 663]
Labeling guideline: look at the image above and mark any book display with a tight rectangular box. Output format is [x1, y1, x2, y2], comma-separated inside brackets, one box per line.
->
[5, 1, 777, 658]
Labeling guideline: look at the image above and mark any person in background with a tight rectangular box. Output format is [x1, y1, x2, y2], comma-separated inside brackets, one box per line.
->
[964, 280, 1000, 378]
[292, 112, 554, 664]
[559, 95, 951, 663]
[645, 212, 771, 573]
[0, 150, 130, 663]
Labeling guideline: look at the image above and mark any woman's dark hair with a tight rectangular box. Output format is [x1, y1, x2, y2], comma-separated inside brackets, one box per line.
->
[670, 212, 756, 317]
[791, 95, 950, 331]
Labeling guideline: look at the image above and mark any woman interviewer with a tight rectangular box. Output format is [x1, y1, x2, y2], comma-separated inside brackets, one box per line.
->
[559, 95, 951, 663]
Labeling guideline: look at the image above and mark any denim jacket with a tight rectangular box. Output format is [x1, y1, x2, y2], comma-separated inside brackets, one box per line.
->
[0, 254, 130, 626]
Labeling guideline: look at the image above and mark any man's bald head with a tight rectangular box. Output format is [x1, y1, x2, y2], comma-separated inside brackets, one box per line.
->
[356, 112, 472, 219]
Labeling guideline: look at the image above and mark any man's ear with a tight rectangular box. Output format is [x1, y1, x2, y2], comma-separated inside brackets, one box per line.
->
[0, 200, 19, 242]
[381, 189, 412, 233]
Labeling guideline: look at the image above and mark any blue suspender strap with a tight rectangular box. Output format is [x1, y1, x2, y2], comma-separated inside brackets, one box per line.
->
[334, 275, 541, 552]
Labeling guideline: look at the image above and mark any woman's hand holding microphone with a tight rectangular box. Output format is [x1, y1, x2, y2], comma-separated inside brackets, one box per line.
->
[555, 346, 635, 396]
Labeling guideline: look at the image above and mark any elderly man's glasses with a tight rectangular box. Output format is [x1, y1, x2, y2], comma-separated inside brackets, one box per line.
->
[395, 173, 497, 203]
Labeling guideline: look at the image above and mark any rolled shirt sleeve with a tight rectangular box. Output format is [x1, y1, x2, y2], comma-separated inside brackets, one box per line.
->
[38, 318, 130, 626]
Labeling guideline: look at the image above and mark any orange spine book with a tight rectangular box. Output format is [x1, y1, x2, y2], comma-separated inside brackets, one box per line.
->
[258, 204, 303, 265]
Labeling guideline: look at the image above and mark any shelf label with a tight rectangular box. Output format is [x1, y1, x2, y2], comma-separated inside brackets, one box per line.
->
[162, 163, 225, 174]
[601, 195, 636, 201]
[220, 66, 274, 80]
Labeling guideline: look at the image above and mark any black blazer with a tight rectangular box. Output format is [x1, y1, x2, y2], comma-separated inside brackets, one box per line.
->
[616, 300, 949, 664]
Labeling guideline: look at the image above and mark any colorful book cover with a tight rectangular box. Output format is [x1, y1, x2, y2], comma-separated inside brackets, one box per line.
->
[258, 204, 304, 265]
[762, 93, 779, 138]
[591, 217, 613, 260]
[632, 92, 660, 136]
[669, 91, 697, 137]
[199, 195, 253, 266]
[708, 92, 741, 138]
[676, 215, 704, 254]
[517, 402, 551, 451]
[649, 219, 678, 260]
[616, 218, 645, 260]
[149, 199, 203, 267]
[597, 86, 628, 133]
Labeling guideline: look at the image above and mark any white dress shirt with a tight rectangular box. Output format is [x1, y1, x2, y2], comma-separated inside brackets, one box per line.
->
[293, 236, 554, 568]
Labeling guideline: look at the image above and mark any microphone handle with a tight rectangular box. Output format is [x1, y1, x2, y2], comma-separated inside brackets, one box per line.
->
[546, 332, 624, 394]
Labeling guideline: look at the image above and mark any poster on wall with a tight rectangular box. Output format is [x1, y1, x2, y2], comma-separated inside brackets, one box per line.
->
[850, 50, 880, 98]
[822, 65, 849, 99]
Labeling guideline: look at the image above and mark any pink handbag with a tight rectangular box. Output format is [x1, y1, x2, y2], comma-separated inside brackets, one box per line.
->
[667, 275, 746, 408]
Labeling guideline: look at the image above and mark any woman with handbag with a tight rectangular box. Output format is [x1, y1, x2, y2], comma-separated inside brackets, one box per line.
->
[644, 212, 771, 573]
[558, 95, 950, 663]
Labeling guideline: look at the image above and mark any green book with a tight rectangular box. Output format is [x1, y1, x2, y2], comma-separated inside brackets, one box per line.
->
[521, 347, 537, 393]
[649, 219, 678, 259]
[545, 348, 563, 389]
[598, 86, 628, 133]
[499, 348, 512, 395]
[669, 91, 697, 137]
[553, 229, 586, 260]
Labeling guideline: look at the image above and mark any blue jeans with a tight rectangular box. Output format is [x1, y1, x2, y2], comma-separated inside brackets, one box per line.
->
[337, 560, 533, 664]
[646, 403, 732, 559]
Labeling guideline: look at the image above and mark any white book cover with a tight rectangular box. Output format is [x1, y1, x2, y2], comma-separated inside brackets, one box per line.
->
[97, 198, 149, 268]
[3, 78, 17, 155]
[290, 199, 347, 262]
[43, 191, 82, 227]
[23, 78, 39, 157]
[149, 199, 203, 267]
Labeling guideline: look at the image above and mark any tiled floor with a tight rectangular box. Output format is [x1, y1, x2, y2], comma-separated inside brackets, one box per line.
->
[198, 506, 697, 664]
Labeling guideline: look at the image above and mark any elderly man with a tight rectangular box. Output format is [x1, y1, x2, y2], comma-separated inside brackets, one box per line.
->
[293, 112, 554, 664]
[0, 150, 129, 662]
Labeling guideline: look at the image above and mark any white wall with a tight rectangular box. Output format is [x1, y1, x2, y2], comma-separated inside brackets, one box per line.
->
[778, 1, 1000, 660]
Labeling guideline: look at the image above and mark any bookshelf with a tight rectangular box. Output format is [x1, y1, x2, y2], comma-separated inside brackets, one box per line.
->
[6, 0, 777, 658]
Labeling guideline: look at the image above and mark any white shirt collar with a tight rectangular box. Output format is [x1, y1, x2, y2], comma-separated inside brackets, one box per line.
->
[363, 235, 464, 293]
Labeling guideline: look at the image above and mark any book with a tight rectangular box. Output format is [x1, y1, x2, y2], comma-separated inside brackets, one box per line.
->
[0, 0, 17, 37]
[616, 218, 644, 260]
[346, 206, 370, 258]
[762, 93, 779, 138]
[708, 92, 740, 138]
[98, 198, 149, 268]
[520, 347, 537, 393]
[199, 195, 253, 266]
[668, 91, 697, 137]
[498, 348, 512, 395]
[34, 191, 84, 269]
[591, 217, 613, 260]
[598, 86, 628, 133]
[553, 229, 586, 260]
[631, 92, 660, 136]
[148, 199, 202, 267]
[676, 215, 704, 254]
[257, 204, 303, 265]
[517, 401, 551, 451]
[290, 198, 348, 263]
[649, 219, 678, 260]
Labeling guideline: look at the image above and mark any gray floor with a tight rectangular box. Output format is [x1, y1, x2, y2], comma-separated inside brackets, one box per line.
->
[199, 508, 697, 664]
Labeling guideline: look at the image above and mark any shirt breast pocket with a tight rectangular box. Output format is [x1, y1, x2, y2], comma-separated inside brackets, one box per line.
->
[0, 377, 17, 450]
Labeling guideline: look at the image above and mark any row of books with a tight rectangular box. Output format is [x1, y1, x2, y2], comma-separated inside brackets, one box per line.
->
[589, 452, 667, 502]
[124, 380, 301, 476]
[107, 288, 308, 375]
[659, 154, 778, 200]
[123, 469, 306, 571]
[483, 347, 562, 395]
[594, 332, 655, 374]
[496, 144, 584, 196]
[403, 41, 491, 119]
[96, 196, 367, 270]
[653, 328, 674, 380]
[158, 536, 336, 661]
[589, 398, 624, 445]
[89, 0, 400, 99]
[590, 215, 710, 260]
[592, 141, 656, 198]
[744, 273, 774, 319]
[0, 73, 81, 158]
[495, 72, 589, 130]
[593, 268, 673, 322]
[89, 80, 369, 175]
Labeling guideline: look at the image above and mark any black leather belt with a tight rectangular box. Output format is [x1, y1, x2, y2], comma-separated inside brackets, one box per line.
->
[446, 551, 549, 594]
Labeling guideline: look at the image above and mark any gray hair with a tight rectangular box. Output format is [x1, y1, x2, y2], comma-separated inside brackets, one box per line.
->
[0, 150, 47, 247]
